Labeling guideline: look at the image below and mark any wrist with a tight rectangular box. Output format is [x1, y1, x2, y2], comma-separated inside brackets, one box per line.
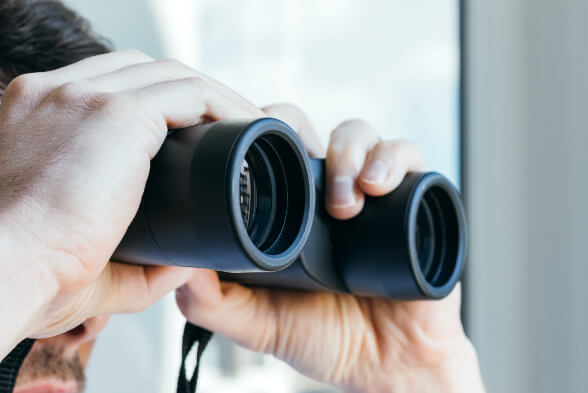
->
[411, 336, 485, 393]
[341, 335, 486, 393]
[0, 220, 58, 358]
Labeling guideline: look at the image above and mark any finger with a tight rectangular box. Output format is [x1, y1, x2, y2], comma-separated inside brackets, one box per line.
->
[86, 59, 262, 117]
[98, 263, 194, 314]
[176, 269, 223, 308]
[326, 119, 380, 220]
[132, 77, 263, 126]
[126, 77, 265, 156]
[175, 273, 279, 354]
[262, 103, 326, 157]
[40, 49, 154, 86]
[358, 140, 427, 196]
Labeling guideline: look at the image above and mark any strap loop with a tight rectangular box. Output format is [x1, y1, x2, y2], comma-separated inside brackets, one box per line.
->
[177, 323, 213, 393]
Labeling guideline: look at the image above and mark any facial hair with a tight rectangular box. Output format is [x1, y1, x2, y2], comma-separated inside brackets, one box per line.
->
[14, 344, 86, 393]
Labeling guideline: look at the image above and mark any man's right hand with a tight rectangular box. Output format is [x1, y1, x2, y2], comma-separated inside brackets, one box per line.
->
[0, 49, 264, 358]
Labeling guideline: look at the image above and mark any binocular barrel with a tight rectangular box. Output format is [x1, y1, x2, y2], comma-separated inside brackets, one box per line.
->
[114, 118, 467, 300]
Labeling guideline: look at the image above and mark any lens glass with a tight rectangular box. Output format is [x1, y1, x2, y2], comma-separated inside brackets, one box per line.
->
[415, 200, 436, 277]
[417, 185, 462, 288]
[238, 135, 305, 256]
[240, 142, 279, 249]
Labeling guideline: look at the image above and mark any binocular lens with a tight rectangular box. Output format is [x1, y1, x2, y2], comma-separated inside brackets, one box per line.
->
[416, 185, 461, 288]
[114, 118, 465, 299]
[238, 135, 307, 256]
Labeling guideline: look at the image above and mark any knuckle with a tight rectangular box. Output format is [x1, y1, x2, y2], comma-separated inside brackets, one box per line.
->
[4, 73, 42, 99]
[380, 140, 419, 157]
[55, 81, 85, 100]
[339, 118, 374, 132]
[327, 144, 363, 175]
[121, 48, 153, 62]
[329, 126, 350, 142]
[52, 81, 108, 111]
[374, 140, 426, 170]
[328, 130, 354, 154]
[118, 92, 167, 150]
[159, 58, 195, 74]
[183, 75, 206, 91]
[330, 118, 378, 145]
[372, 142, 404, 166]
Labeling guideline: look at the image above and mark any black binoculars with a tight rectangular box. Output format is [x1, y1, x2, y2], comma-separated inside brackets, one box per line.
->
[114, 118, 466, 299]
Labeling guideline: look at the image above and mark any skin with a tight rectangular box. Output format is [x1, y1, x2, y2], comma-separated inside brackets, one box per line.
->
[13, 316, 110, 393]
[0, 50, 485, 393]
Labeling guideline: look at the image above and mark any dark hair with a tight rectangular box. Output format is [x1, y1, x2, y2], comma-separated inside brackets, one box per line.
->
[0, 0, 111, 92]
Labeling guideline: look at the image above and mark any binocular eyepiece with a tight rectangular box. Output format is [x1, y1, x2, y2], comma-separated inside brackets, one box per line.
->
[114, 118, 466, 299]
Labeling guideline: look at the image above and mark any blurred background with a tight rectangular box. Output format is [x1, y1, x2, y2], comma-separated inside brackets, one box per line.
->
[62, 0, 587, 392]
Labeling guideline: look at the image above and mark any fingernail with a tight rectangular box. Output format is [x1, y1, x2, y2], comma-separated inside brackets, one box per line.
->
[328, 176, 356, 207]
[361, 160, 388, 184]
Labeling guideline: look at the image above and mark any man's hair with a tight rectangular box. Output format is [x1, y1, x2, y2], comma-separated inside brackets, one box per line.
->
[0, 0, 110, 92]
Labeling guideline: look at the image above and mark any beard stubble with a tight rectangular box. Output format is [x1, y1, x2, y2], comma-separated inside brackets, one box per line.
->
[14, 344, 86, 393]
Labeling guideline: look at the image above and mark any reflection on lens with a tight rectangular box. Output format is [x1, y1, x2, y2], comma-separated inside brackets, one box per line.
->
[415, 199, 435, 278]
[417, 185, 460, 288]
[241, 142, 277, 249]
[239, 160, 253, 229]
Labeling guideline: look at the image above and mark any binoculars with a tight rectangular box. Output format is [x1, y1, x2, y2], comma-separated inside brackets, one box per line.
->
[114, 118, 466, 299]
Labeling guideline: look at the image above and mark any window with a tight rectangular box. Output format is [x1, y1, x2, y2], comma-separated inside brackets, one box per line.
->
[70, 1, 460, 392]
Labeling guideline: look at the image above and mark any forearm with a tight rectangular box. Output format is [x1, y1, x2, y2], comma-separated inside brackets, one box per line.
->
[0, 223, 57, 360]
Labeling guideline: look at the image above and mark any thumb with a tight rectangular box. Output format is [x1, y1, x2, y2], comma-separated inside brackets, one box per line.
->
[98, 262, 194, 314]
[175, 269, 279, 354]
[33, 263, 194, 338]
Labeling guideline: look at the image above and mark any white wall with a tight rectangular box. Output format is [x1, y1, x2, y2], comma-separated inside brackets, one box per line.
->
[465, 1, 588, 392]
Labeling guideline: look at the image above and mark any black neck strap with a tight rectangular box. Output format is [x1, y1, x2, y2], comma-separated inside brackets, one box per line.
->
[177, 323, 213, 393]
[0, 339, 35, 393]
[0, 323, 211, 393]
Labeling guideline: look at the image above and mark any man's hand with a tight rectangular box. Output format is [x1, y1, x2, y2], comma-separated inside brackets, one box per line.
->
[0, 50, 264, 357]
[176, 104, 485, 393]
